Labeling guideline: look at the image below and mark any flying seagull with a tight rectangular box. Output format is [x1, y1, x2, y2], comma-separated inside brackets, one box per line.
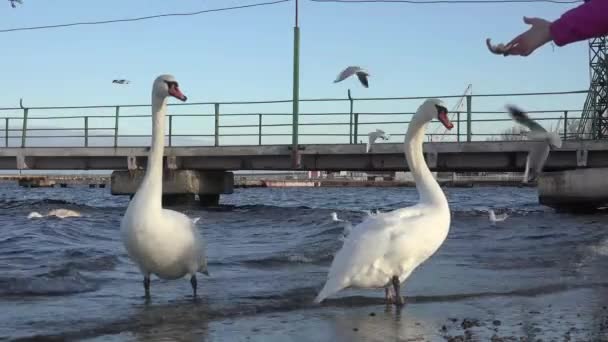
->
[9, 0, 23, 8]
[366, 129, 390, 153]
[112, 79, 131, 85]
[507, 104, 562, 183]
[334, 66, 369, 88]
[485, 38, 512, 55]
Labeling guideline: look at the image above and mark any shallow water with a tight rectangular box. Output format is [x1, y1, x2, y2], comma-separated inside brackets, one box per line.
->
[0, 184, 607, 341]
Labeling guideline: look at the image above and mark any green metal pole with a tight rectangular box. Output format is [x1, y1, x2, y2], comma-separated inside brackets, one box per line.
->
[456, 112, 461, 142]
[348, 89, 353, 144]
[563, 110, 568, 140]
[354, 112, 359, 144]
[291, 0, 300, 169]
[466, 95, 472, 142]
[258, 114, 263, 146]
[168, 115, 172, 147]
[84, 116, 89, 147]
[214, 103, 220, 147]
[114, 106, 120, 148]
[21, 108, 28, 148]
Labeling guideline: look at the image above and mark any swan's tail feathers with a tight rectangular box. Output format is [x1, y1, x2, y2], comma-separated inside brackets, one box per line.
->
[192, 217, 201, 224]
[313, 279, 346, 304]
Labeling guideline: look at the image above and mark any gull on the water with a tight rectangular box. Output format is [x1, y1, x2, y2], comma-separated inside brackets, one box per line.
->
[28, 209, 81, 219]
[334, 66, 369, 88]
[366, 129, 390, 153]
[330, 212, 353, 241]
[112, 79, 130, 85]
[488, 209, 508, 224]
[507, 104, 562, 183]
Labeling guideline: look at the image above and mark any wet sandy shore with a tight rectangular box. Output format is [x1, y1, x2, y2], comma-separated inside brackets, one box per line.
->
[70, 285, 608, 342]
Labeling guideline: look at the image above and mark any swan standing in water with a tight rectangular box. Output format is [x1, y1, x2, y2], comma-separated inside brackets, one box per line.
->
[314, 99, 453, 306]
[120, 74, 209, 299]
[507, 105, 562, 183]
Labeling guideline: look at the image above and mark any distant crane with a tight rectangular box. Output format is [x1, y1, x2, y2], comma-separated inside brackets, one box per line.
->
[431, 84, 472, 142]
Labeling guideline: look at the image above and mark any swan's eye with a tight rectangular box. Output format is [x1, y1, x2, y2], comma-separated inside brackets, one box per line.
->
[435, 105, 447, 115]
[164, 81, 178, 89]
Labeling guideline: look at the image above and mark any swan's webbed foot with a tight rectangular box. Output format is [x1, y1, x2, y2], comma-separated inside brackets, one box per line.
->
[190, 274, 197, 298]
[391, 275, 404, 307]
[143, 275, 151, 299]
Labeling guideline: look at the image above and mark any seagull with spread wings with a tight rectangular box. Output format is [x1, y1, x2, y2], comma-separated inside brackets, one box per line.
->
[507, 105, 562, 183]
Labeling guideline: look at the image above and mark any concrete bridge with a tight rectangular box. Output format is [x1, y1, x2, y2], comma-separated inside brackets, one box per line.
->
[0, 89, 606, 210]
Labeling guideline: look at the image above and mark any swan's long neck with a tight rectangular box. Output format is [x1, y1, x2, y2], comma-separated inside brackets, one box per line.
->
[138, 94, 167, 206]
[404, 115, 448, 208]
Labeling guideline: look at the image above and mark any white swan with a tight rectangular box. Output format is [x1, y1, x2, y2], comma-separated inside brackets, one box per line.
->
[120, 74, 209, 299]
[314, 98, 453, 306]
[488, 209, 508, 224]
[28, 208, 81, 219]
[507, 105, 562, 183]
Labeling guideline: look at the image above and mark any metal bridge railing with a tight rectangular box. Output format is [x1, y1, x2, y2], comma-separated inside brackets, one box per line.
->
[0, 89, 590, 148]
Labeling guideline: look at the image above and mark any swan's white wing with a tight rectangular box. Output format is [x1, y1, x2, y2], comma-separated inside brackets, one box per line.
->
[315, 215, 397, 303]
[334, 66, 363, 83]
[507, 105, 547, 133]
[161, 209, 208, 275]
[315, 210, 425, 303]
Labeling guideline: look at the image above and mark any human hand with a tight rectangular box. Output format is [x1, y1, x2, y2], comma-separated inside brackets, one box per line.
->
[503, 16, 553, 57]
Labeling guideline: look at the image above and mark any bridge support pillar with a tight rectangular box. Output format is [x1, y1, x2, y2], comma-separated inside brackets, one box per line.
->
[111, 170, 233, 207]
[538, 168, 608, 212]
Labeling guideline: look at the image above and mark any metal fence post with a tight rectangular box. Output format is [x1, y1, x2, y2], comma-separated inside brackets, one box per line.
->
[456, 111, 461, 142]
[21, 109, 28, 148]
[258, 114, 263, 146]
[563, 110, 568, 140]
[84, 116, 89, 147]
[5, 118, 8, 147]
[114, 106, 120, 148]
[354, 113, 359, 144]
[168, 115, 172, 147]
[214, 103, 220, 147]
[466, 95, 472, 142]
[348, 89, 354, 144]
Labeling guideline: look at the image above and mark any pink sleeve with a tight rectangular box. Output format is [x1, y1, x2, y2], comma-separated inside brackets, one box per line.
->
[549, 0, 608, 47]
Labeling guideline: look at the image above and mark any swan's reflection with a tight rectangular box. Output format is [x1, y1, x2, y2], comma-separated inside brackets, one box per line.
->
[329, 305, 441, 342]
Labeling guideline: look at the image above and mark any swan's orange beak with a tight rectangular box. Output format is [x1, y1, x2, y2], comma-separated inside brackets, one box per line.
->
[438, 109, 453, 130]
[168, 86, 187, 102]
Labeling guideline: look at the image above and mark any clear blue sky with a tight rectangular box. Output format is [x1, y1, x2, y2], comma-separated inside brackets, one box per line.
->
[0, 0, 591, 145]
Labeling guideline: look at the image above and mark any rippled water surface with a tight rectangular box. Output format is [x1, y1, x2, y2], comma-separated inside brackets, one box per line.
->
[1, 183, 607, 341]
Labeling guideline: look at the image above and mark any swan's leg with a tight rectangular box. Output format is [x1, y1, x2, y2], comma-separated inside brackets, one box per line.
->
[190, 274, 197, 297]
[143, 275, 151, 298]
[391, 275, 404, 306]
[384, 286, 395, 304]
